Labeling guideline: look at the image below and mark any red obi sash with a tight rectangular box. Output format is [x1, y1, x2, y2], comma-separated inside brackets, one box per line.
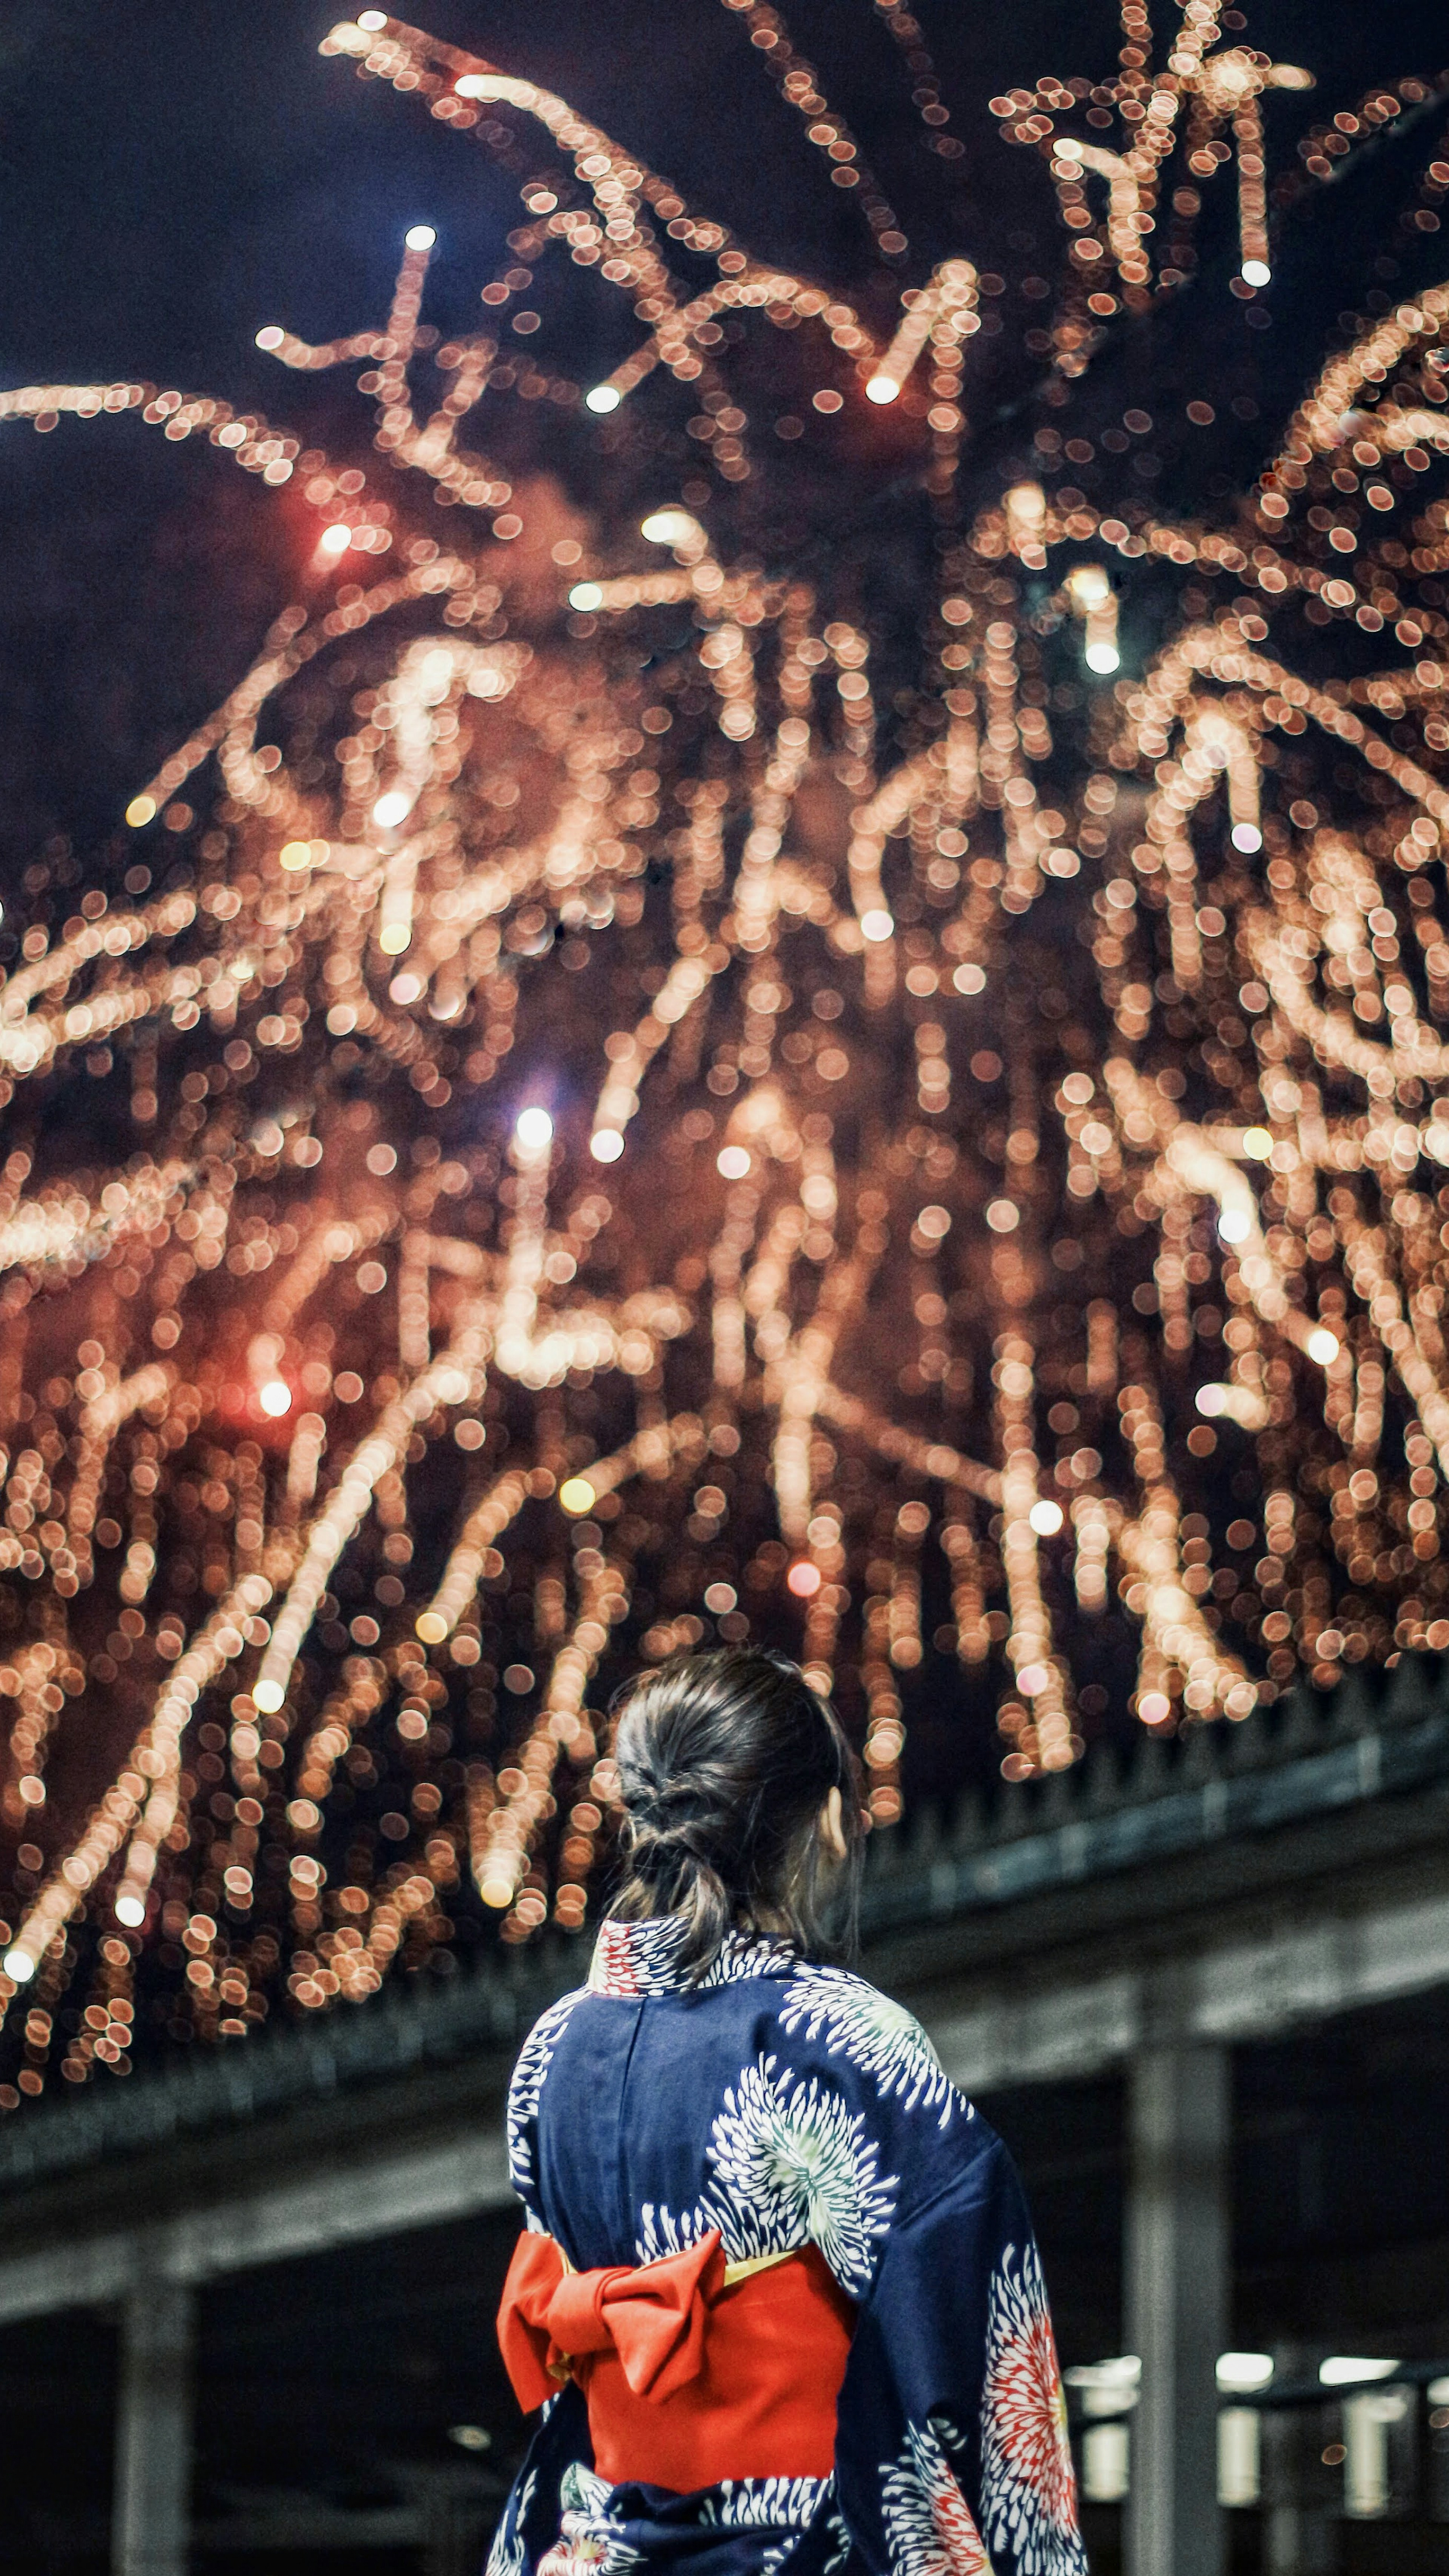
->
[497, 2228, 854, 2491]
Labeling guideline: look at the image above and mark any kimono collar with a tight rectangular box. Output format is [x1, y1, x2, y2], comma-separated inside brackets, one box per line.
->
[587, 1915, 800, 1998]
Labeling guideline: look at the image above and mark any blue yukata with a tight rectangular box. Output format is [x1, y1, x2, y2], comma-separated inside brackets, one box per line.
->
[488, 1915, 1088, 2576]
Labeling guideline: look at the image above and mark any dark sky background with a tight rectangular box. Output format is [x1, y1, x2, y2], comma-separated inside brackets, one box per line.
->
[0, 0, 1446, 878]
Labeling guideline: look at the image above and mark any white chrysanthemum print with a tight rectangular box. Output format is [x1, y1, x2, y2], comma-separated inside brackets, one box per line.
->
[778, 1968, 963, 2128]
[881, 2420, 994, 2576]
[701, 2053, 897, 2293]
[702, 2477, 834, 2530]
[980, 2245, 1086, 2576]
[506, 1989, 586, 2196]
[588, 1917, 798, 1997]
[545, 2465, 640, 2576]
[634, 2199, 716, 2264]
[699, 1931, 801, 1989]
[486, 2469, 536, 2576]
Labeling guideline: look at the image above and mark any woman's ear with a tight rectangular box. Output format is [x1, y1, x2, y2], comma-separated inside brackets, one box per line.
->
[820, 1784, 848, 1863]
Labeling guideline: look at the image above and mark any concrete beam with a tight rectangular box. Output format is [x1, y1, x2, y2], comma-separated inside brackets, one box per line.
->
[922, 1870, 1449, 2095]
[0, 2122, 512, 2327]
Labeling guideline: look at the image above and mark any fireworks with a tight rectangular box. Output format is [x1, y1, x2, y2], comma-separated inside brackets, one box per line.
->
[0, 5, 1445, 2096]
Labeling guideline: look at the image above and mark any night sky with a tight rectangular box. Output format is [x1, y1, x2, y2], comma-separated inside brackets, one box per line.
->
[0, 0, 1446, 872]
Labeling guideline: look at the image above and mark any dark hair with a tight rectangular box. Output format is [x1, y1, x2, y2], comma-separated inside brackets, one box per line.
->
[608, 1646, 864, 1984]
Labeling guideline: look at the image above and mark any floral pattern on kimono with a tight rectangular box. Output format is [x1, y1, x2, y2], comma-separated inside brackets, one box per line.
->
[490, 1918, 1085, 2576]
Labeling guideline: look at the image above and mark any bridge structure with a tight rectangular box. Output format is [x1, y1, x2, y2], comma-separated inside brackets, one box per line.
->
[3, 1657, 1449, 2576]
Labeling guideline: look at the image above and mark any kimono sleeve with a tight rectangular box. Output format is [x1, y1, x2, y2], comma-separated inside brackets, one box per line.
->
[833, 2123, 1087, 2576]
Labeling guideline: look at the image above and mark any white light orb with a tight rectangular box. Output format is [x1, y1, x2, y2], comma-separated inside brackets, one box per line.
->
[717, 1146, 752, 1179]
[1241, 1126, 1273, 1160]
[114, 1894, 147, 1929]
[318, 523, 352, 556]
[1241, 259, 1271, 289]
[1306, 1327, 1341, 1367]
[358, 8, 388, 25]
[252, 1678, 286, 1715]
[591, 1128, 625, 1163]
[1084, 640, 1121, 674]
[1195, 1385, 1229, 1418]
[372, 789, 414, 830]
[1231, 821, 1263, 853]
[569, 581, 605, 611]
[1029, 1499, 1065, 1537]
[405, 223, 437, 252]
[258, 1378, 293, 1418]
[3, 1947, 35, 1983]
[865, 375, 900, 405]
[860, 907, 895, 942]
[254, 326, 284, 352]
[640, 508, 699, 546]
[1218, 1206, 1252, 1243]
[585, 384, 622, 414]
[515, 1106, 554, 1151]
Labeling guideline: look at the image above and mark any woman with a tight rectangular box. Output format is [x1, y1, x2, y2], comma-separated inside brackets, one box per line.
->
[491, 1646, 1087, 2576]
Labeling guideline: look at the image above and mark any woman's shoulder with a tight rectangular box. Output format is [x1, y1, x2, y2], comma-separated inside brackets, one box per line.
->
[772, 1961, 970, 2130]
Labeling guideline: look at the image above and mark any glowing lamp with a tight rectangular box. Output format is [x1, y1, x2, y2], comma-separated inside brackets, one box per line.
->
[252, 1679, 286, 1715]
[372, 789, 414, 830]
[1241, 260, 1271, 289]
[717, 1146, 751, 1179]
[125, 795, 157, 828]
[1320, 2358, 1400, 2388]
[1231, 822, 1263, 853]
[1241, 1126, 1273, 1160]
[114, 1895, 147, 1929]
[865, 375, 900, 405]
[3, 1947, 35, 1982]
[1218, 1206, 1252, 1244]
[787, 1560, 822, 1597]
[258, 1378, 293, 1418]
[405, 223, 437, 252]
[255, 327, 285, 352]
[640, 508, 700, 546]
[515, 1106, 554, 1151]
[569, 581, 605, 611]
[559, 1477, 598, 1515]
[585, 384, 622, 414]
[1306, 1327, 1341, 1366]
[1029, 1499, 1064, 1536]
[318, 523, 352, 556]
[860, 907, 895, 942]
[591, 1128, 625, 1162]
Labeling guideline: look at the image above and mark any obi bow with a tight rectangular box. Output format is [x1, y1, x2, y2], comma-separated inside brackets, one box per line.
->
[498, 2228, 726, 2413]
